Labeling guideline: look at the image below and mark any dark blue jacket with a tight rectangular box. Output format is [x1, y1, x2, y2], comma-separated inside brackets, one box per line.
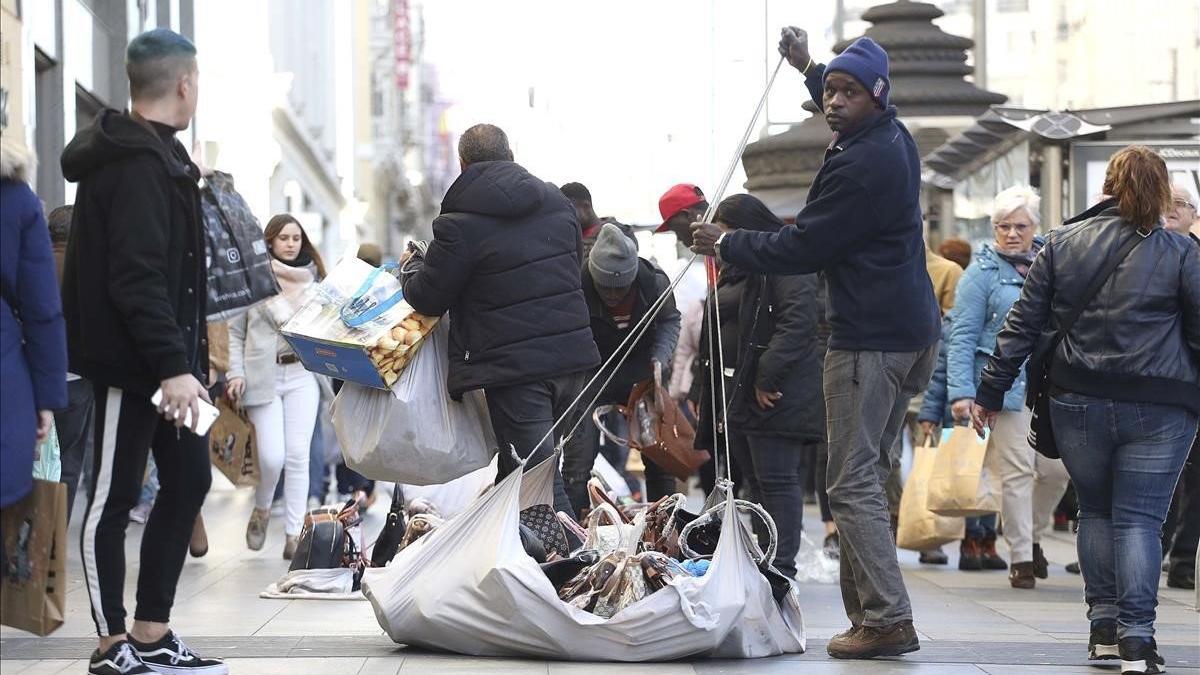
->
[720, 64, 939, 353]
[1, 176, 68, 508]
[402, 161, 600, 397]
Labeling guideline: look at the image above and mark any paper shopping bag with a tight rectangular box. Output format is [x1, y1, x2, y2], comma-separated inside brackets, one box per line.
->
[209, 399, 261, 487]
[897, 442, 965, 550]
[927, 426, 1001, 517]
[1, 479, 68, 636]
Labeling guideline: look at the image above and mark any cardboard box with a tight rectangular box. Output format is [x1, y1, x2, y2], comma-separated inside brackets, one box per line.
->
[281, 257, 438, 390]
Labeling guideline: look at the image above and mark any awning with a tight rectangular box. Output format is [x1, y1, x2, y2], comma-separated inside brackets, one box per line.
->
[921, 100, 1200, 190]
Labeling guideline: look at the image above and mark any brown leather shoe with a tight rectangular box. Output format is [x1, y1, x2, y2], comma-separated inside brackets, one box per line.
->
[189, 514, 208, 558]
[1010, 561, 1036, 589]
[827, 620, 920, 659]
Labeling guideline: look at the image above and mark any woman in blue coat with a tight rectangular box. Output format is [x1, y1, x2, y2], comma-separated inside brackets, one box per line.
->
[1, 139, 69, 508]
[945, 185, 1069, 590]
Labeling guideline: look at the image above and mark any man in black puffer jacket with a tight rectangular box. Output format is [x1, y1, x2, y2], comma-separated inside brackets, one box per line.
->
[402, 124, 600, 516]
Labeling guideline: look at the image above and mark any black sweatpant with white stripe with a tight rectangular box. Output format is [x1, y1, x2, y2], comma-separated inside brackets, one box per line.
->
[82, 385, 212, 637]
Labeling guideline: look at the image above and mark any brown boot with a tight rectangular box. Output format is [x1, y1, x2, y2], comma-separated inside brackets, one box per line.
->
[189, 514, 208, 558]
[980, 534, 1009, 570]
[827, 620, 920, 660]
[1032, 543, 1049, 579]
[959, 537, 983, 571]
[1010, 561, 1036, 589]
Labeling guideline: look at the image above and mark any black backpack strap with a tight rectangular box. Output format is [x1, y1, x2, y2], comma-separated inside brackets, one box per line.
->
[1054, 227, 1149, 341]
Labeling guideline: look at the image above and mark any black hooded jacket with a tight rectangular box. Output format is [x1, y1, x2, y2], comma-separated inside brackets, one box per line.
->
[402, 161, 600, 397]
[60, 110, 207, 395]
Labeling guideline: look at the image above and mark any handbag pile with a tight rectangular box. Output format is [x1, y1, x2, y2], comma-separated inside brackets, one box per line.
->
[361, 456, 806, 661]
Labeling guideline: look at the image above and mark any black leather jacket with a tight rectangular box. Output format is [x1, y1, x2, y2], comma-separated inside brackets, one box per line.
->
[977, 199, 1200, 415]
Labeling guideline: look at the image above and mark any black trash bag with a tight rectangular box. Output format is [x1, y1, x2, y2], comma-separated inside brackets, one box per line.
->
[201, 171, 279, 320]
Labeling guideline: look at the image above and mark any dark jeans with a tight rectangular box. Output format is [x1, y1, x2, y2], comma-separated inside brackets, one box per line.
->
[55, 377, 95, 521]
[1165, 438, 1200, 566]
[824, 346, 937, 628]
[729, 432, 808, 579]
[485, 372, 587, 517]
[965, 514, 998, 539]
[562, 399, 674, 518]
[1050, 392, 1197, 640]
[309, 415, 328, 501]
[336, 462, 375, 495]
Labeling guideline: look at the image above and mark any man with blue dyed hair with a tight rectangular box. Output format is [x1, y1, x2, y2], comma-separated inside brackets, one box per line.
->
[61, 27, 226, 675]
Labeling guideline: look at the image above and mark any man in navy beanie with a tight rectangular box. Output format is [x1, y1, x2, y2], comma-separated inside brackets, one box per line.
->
[693, 29, 939, 660]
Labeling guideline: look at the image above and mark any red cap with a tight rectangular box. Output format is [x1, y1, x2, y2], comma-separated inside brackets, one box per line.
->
[656, 184, 705, 233]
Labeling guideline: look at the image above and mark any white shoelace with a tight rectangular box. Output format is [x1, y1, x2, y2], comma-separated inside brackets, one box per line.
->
[167, 634, 197, 664]
[112, 643, 142, 671]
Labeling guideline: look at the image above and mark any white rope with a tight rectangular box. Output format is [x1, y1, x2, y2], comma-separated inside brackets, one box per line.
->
[529, 56, 787, 468]
[706, 56, 786, 480]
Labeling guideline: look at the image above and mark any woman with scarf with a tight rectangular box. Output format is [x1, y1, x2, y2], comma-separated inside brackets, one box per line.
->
[694, 194, 824, 579]
[227, 214, 326, 559]
[946, 186, 1070, 589]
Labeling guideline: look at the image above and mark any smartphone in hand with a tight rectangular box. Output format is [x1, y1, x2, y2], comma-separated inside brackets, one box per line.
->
[150, 389, 221, 436]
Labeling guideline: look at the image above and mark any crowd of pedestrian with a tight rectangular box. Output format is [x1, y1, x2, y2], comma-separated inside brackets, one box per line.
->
[0, 21, 1196, 675]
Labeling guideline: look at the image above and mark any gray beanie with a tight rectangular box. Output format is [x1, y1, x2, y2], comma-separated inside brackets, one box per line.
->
[588, 223, 639, 289]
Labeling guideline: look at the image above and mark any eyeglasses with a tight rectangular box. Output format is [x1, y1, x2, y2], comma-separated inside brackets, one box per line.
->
[994, 222, 1033, 234]
[1172, 198, 1197, 210]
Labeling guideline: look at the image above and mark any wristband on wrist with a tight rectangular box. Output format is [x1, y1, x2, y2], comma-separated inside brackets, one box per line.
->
[801, 57, 813, 75]
[714, 231, 728, 261]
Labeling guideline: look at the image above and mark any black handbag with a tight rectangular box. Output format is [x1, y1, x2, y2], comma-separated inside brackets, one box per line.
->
[1025, 227, 1147, 459]
[289, 520, 347, 572]
[370, 485, 407, 568]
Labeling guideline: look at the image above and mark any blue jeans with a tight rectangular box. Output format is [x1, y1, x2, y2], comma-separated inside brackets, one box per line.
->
[965, 513, 997, 539]
[1050, 392, 1198, 639]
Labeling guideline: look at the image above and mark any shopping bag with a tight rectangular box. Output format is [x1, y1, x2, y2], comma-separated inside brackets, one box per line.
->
[31, 420, 61, 482]
[332, 320, 496, 485]
[1, 479, 68, 636]
[897, 442, 966, 550]
[209, 399, 261, 487]
[201, 171, 280, 320]
[927, 426, 1001, 517]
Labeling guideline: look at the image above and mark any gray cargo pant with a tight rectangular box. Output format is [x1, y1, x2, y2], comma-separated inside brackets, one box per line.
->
[824, 346, 938, 628]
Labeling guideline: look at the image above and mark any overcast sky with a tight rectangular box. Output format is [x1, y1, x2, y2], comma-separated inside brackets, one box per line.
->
[421, 0, 840, 226]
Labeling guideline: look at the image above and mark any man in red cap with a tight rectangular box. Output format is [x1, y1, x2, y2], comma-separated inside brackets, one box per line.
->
[657, 184, 708, 247]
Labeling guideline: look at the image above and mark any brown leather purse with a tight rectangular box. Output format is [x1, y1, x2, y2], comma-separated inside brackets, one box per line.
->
[592, 372, 710, 481]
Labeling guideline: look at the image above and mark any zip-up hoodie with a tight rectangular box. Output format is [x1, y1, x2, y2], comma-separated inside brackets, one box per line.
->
[60, 109, 207, 395]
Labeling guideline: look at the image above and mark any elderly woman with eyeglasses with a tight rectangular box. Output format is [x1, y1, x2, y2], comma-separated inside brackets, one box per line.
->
[945, 185, 1070, 590]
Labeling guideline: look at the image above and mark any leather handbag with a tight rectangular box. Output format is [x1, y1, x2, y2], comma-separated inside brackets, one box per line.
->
[1025, 227, 1147, 459]
[592, 370, 710, 481]
[289, 520, 347, 572]
[519, 504, 571, 559]
[371, 484, 407, 568]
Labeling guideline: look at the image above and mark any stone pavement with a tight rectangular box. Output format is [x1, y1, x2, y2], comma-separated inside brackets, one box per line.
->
[2, 473, 1197, 674]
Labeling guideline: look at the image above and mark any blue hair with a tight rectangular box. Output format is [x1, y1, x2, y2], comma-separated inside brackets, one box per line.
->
[125, 28, 197, 100]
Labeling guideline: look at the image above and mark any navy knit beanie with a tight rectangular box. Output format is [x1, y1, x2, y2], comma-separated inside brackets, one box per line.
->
[826, 37, 890, 108]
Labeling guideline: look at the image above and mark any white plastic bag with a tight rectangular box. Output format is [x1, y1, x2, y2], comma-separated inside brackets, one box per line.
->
[401, 462, 496, 519]
[361, 456, 806, 661]
[332, 321, 496, 485]
[793, 532, 839, 584]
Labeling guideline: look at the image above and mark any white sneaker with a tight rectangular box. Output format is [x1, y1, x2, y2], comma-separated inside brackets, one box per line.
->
[129, 502, 154, 525]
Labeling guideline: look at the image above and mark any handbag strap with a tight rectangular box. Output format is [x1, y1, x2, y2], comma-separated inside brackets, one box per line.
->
[1052, 227, 1149, 345]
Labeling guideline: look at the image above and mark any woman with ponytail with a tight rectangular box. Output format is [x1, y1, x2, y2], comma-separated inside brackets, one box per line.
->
[970, 145, 1200, 674]
[227, 214, 325, 560]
